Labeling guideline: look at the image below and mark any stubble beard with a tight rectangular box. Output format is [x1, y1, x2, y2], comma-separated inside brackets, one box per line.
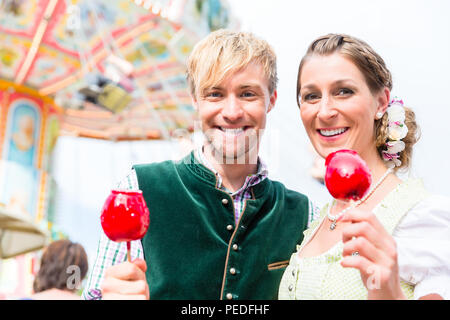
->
[204, 128, 261, 165]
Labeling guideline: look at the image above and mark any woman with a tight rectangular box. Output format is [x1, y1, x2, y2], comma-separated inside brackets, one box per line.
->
[279, 34, 450, 300]
[30, 239, 88, 300]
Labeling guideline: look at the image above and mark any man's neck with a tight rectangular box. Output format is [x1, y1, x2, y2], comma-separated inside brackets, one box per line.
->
[203, 145, 259, 193]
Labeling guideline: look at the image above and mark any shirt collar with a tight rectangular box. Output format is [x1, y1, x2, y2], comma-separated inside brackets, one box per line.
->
[194, 147, 268, 193]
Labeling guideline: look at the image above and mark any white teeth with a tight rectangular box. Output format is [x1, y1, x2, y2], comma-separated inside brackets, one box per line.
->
[320, 128, 347, 137]
[219, 127, 245, 135]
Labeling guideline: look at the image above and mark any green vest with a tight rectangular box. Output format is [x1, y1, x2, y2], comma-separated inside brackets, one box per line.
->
[133, 152, 309, 300]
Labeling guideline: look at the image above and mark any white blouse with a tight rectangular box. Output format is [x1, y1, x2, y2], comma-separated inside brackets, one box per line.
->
[394, 194, 450, 299]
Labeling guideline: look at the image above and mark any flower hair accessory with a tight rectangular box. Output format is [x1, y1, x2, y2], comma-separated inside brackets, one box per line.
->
[381, 97, 408, 168]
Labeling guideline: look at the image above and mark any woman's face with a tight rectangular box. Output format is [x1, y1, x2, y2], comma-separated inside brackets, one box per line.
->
[298, 53, 389, 161]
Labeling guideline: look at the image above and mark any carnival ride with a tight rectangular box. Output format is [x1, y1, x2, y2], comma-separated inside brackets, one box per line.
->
[0, 0, 234, 297]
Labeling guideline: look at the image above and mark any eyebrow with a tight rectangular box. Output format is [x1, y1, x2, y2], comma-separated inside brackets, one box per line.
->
[301, 79, 357, 91]
[242, 85, 265, 94]
[240, 83, 262, 89]
[209, 83, 264, 91]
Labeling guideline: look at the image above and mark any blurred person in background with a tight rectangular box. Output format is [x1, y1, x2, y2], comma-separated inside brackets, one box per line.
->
[28, 239, 88, 300]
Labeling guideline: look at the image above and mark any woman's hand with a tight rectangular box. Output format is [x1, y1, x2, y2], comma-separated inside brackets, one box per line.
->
[339, 208, 406, 300]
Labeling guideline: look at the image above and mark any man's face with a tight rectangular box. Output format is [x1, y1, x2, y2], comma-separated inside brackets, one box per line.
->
[193, 62, 277, 163]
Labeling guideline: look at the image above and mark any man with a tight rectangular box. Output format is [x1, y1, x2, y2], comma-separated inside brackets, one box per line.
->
[83, 29, 317, 300]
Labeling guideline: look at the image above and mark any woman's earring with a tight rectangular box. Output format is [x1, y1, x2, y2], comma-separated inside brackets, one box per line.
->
[376, 112, 384, 120]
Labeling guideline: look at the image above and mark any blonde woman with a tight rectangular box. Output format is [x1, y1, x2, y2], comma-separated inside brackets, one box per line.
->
[279, 34, 450, 300]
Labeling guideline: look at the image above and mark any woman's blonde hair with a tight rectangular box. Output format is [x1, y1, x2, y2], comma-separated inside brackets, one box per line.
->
[297, 33, 420, 171]
[186, 29, 278, 98]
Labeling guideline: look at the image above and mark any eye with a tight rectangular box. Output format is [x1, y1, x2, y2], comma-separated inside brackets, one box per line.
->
[209, 91, 222, 97]
[336, 88, 354, 96]
[241, 91, 256, 98]
[204, 91, 222, 99]
[302, 92, 321, 102]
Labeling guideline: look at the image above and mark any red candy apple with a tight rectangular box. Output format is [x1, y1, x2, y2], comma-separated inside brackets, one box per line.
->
[100, 190, 150, 243]
[324, 149, 372, 202]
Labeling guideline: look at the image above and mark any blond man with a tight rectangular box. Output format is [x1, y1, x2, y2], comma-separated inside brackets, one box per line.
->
[83, 30, 316, 300]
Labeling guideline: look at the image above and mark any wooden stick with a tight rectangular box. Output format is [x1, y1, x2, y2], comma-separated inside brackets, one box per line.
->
[127, 241, 131, 262]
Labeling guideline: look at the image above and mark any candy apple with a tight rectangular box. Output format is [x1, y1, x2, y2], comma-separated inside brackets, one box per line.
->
[101, 190, 150, 249]
[324, 149, 372, 201]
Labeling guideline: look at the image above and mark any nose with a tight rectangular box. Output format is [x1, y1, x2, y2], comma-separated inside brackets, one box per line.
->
[317, 95, 338, 121]
[221, 95, 244, 122]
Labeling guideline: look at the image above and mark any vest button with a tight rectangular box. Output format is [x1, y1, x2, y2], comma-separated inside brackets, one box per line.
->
[288, 284, 293, 291]
[230, 267, 236, 275]
[222, 198, 229, 205]
[226, 224, 233, 231]
[232, 244, 238, 251]
[226, 293, 233, 300]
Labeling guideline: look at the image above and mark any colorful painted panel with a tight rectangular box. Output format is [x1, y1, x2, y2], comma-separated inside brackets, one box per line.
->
[0, 1, 42, 36]
[0, 84, 61, 228]
[4, 98, 41, 167]
[0, 33, 30, 81]
[0, 159, 40, 219]
[26, 44, 81, 88]
[46, 0, 154, 54]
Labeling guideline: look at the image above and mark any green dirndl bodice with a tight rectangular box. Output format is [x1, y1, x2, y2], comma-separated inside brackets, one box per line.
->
[279, 179, 429, 300]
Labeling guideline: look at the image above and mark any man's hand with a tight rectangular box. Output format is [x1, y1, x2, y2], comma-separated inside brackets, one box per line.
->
[101, 259, 149, 300]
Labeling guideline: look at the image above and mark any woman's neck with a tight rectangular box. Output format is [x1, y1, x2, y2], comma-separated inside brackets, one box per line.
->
[360, 146, 397, 185]
[333, 150, 402, 213]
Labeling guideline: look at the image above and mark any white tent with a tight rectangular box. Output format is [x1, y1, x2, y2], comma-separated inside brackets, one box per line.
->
[0, 207, 49, 259]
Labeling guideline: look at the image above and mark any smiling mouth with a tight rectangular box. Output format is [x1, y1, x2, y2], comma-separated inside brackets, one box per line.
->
[216, 126, 251, 135]
[318, 127, 349, 137]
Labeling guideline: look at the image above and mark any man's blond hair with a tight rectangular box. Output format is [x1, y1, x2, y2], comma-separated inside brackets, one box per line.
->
[186, 29, 278, 98]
